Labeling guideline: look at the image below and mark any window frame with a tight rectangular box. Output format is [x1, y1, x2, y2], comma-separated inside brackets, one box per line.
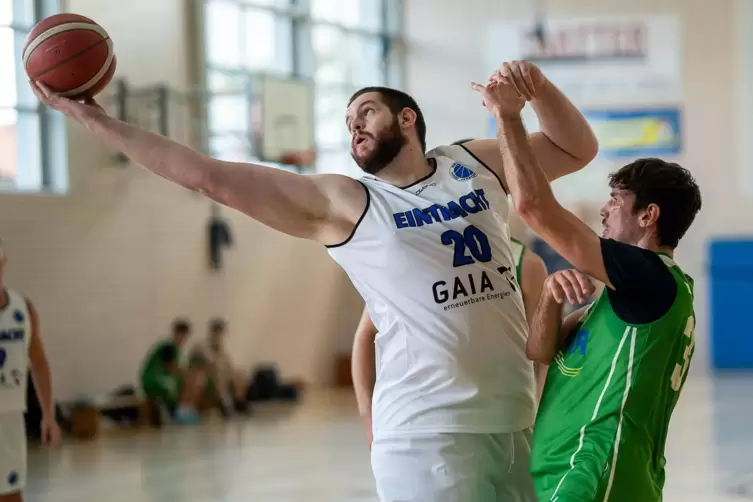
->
[1, 0, 67, 194]
[198, 0, 404, 175]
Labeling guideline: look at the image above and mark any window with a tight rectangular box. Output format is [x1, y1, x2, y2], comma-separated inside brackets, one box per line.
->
[0, 0, 66, 193]
[201, 0, 403, 176]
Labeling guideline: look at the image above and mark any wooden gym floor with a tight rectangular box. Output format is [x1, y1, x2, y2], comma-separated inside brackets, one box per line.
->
[24, 375, 753, 501]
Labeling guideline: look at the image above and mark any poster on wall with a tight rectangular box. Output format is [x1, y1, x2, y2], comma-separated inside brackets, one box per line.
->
[485, 14, 683, 202]
[485, 106, 682, 201]
[485, 14, 683, 107]
[583, 107, 682, 159]
[582, 108, 682, 158]
[488, 107, 682, 158]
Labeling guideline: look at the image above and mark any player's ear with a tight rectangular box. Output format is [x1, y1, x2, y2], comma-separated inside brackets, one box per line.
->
[641, 203, 660, 228]
[398, 107, 417, 129]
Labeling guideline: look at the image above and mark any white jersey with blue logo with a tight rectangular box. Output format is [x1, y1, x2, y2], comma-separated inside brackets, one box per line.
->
[0, 289, 31, 414]
[328, 144, 535, 437]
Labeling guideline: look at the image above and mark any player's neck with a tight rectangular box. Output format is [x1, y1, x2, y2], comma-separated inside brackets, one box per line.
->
[656, 245, 674, 258]
[377, 143, 432, 187]
[636, 235, 674, 258]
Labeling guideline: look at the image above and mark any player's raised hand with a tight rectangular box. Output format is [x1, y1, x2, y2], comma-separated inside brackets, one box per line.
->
[545, 269, 595, 305]
[30, 80, 106, 126]
[470, 81, 525, 118]
[489, 61, 546, 101]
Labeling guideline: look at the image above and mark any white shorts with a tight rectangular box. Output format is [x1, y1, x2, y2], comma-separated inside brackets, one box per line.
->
[0, 413, 26, 495]
[371, 429, 536, 502]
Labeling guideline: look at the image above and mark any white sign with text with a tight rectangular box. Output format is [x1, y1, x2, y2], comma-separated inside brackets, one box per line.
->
[486, 14, 683, 107]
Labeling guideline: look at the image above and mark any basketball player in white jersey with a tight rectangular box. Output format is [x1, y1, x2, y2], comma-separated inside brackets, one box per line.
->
[352, 232, 548, 447]
[31, 59, 597, 500]
[0, 240, 61, 502]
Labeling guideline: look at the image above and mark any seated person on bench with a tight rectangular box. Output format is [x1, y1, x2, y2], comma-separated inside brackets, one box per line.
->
[140, 319, 207, 425]
[190, 318, 249, 417]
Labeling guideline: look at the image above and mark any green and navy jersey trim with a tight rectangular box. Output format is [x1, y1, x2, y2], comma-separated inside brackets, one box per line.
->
[550, 325, 638, 502]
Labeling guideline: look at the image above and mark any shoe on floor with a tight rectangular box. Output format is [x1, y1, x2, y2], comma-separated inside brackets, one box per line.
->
[173, 408, 200, 425]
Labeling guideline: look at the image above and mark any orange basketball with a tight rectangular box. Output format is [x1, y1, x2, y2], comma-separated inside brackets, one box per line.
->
[23, 13, 116, 100]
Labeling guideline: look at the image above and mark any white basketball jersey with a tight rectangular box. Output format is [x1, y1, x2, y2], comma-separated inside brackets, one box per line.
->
[0, 289, 32, 414]
[328, 145, 535, 437]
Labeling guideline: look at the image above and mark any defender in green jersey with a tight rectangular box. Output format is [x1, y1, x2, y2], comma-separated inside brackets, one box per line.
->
[473, 77, 702, 502]
[530, 241, 697, 502]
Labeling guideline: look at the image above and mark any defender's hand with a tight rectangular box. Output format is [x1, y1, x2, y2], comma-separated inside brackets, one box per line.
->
[545, 269, 595, 305]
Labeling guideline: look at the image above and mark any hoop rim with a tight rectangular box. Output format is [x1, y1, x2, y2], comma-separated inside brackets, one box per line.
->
[280, 150, 317, 166]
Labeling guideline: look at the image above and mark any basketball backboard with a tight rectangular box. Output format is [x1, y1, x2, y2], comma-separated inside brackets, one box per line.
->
[104, 75, 317, 169]
[252, 76, 316, 166]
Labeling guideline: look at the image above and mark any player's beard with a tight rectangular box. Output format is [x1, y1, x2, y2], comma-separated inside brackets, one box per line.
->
[352, 118, 406, 175]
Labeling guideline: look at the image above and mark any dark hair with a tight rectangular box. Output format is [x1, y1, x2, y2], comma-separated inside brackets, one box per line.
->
[172, 318, 191, 335]
[209, 318, 226, 333]
[348, 87, 427, 152]
[608, 158, 702, 249]
[451, 138, 475, 145]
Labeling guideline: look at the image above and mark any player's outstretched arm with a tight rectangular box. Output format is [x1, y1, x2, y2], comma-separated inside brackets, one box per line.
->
[463, 61, 598, 185]
[471, 81, 613, 287]
[27, 299, 62, 447]
[526, 66, 599, 179]
[31, 82, 364, 245]
[352, 307, 377, 447]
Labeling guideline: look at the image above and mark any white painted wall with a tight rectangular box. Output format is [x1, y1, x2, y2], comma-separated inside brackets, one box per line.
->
[1, 0, 355, 400]
[1, 0, 746, 400]
[404, 0, 747, 373]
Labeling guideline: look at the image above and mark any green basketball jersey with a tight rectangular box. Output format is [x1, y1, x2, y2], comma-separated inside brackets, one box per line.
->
[531, 254, 695, 502]
[141, 339, 180, 382]
[510, 237, 525, 284]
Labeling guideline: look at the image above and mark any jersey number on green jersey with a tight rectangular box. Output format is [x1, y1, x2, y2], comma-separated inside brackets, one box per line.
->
[670, 315, 695, 391]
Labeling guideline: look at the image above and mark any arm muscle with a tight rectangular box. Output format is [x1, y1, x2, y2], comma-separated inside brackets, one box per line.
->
[521, 249, 547, 325]
[86, 115, 364, 244]
[352, 308, 377, 419]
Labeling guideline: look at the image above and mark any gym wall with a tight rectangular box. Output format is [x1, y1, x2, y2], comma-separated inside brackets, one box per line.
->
[0, 0, 747, 399]
[406, 0, 746, 374]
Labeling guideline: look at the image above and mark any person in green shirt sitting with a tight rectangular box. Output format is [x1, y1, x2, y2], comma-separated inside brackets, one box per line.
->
[141, 318, 207, 425]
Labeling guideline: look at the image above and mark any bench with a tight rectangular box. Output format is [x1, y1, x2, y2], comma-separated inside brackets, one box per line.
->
[70, 395, 152, 439]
